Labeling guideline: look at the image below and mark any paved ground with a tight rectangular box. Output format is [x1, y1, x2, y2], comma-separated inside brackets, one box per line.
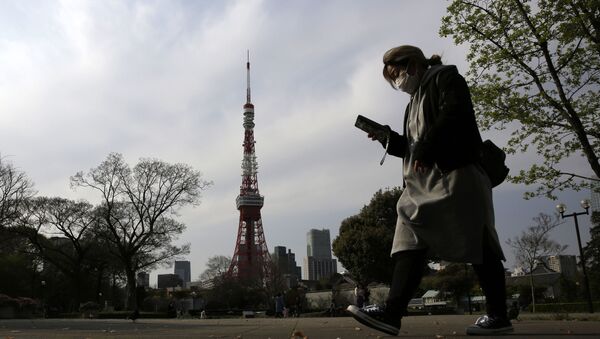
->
[1, 315, 600, 338]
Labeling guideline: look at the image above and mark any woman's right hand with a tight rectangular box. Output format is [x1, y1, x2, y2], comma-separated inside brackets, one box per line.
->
[367, 125, 391, 142]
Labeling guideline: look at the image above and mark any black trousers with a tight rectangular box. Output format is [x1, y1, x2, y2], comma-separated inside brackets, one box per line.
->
[386, 243, 507, 319]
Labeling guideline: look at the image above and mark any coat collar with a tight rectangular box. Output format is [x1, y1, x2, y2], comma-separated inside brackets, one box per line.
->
[420, 65, 458, 88]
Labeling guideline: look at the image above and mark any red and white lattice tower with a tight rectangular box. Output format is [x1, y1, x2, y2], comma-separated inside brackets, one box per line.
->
[227, 53, 272, 282]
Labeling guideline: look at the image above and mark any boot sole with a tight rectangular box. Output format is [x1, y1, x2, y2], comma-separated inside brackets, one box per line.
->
[466, 325, 514, 335]
[346, 305, 399, 336]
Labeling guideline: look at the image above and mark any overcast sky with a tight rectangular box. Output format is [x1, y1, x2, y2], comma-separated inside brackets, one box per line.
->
[1, 0, 595, 287]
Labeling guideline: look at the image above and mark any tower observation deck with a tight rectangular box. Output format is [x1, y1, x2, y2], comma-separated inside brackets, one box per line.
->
[228, 53, 271, 283]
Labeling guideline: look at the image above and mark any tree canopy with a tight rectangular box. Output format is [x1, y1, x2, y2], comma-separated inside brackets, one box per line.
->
[17, 197, 99, 310]
[200, 255, 231, 283]
[332, 187, 402, 286]
[421, 263, 476, 305]
[71, 153, 212, 310]
[0, 156, 35, 228]
[441, 0, 600, 198]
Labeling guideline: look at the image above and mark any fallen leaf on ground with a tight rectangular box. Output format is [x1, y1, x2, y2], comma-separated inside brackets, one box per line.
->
[291, 330, 308, 339]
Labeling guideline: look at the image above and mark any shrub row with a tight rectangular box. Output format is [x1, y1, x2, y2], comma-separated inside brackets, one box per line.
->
[529, 302, 600, 313]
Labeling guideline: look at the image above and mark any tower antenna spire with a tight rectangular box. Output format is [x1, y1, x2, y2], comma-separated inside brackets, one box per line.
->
[246, 50, 251, 104]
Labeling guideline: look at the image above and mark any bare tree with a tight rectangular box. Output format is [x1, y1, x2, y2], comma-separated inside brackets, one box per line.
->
[17, 197, 99, 310]
[506, 213, 566, 312]
[200, 255, 232, 283]
[0, 156, 35, 228]
[71, 153, 212, 310]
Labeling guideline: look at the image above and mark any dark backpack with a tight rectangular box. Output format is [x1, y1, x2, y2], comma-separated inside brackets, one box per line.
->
[479, 139, 509, 187]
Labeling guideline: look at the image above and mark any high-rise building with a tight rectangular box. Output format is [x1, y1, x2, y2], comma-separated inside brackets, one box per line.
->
[545, 255, 578, 280]
[304, 229, 337, 281]
[307, 229, 332, 259]
[137, 272, 150, 288]
[174, 260, 191, 283]
[272, 246, 302, 287]
[227, 54, 271, 283]
[304, 257, 338, 282]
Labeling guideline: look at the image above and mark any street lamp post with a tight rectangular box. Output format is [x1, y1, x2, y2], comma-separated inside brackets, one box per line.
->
[41, 280, 46, 318]
[556, 199, 594, 313]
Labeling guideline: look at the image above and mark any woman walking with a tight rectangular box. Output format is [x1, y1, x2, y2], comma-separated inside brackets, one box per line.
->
[347, 45, 513, 336]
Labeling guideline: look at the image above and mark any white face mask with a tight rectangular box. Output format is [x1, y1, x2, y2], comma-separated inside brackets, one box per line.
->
[393, 70, 420, 94]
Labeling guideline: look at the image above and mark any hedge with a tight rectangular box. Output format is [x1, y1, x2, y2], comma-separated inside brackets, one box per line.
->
[529, 302, 600, 313]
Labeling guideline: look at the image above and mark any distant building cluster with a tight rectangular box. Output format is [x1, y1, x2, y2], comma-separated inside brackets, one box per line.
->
[143, 227, 340, 291]
[508, 255, 578, 299]
[545, 255, 577, 279]
[153, 260, 191, 289]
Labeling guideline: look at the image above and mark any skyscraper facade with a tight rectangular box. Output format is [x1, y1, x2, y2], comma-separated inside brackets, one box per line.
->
[307, 229, 332, 259]
[174, 260, 191, 283]
[272, 246, 302, 287]
[304, 229, 337, 281]
[304, 257, 338, 282]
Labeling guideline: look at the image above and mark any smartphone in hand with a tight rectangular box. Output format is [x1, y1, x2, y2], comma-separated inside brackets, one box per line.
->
[355, 115, 388, 143]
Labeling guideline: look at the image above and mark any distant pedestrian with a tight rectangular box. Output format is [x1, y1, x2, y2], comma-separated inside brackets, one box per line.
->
[129, 308, 139, 323]
[328, 301, 337, 317]
[167, 301, 176, 318]
[508, 301, 519, 321]
[347, 45, 512, 336]
[274, 293, 285, 318]
[355, 285, 366, 308]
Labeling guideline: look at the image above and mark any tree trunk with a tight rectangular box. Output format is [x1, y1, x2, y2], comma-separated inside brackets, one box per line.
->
[74, 272, 82, 312]
[125, 269, 137, 311]
[529, 273, 536, 313]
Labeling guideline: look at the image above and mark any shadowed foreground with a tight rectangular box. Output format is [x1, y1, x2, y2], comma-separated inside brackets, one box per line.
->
[1, 315, 600, 338]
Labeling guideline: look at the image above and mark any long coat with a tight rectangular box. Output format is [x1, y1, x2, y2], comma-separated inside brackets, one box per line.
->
[385, 65, 504, 264]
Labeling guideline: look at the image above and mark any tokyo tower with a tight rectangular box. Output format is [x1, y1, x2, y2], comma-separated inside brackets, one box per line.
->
[227, 53, 272, 282]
